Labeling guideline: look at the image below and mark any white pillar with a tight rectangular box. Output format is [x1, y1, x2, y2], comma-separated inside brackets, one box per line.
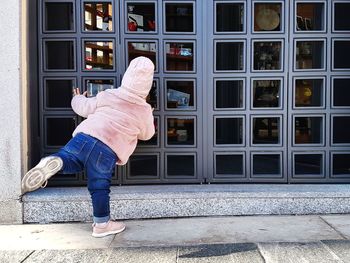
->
[0, 0, 26, 224]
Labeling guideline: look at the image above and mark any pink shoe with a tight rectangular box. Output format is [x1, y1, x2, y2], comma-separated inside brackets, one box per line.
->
[92, 220, 126, 238]
[21, 156, 63, 194]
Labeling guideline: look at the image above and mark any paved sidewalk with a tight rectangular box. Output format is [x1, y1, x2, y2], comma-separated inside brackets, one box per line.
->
[1, 214, 350, 262]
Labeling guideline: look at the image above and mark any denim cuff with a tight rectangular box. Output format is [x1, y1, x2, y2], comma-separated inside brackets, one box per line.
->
[93, 215, 110, 223]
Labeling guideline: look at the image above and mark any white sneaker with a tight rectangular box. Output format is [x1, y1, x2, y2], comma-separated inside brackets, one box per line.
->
[92, 220, 126, 238]
[21, 156, 63, 194]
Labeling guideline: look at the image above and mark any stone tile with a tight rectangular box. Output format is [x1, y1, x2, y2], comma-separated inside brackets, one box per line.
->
[0, 250, 33, 263]
[106, 247, 177, 263]
[178, 243, 264, 263]
[321, 240, 350, 262]
[24, 249, 111, 263]
[321, 215, 350, 239]
[0, 223, 113, 250]
[110, 215, 342, 247]
[258, 241, 343, 263]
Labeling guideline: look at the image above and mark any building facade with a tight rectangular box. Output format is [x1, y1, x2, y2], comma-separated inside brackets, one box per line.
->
[0, 0, 350, 223]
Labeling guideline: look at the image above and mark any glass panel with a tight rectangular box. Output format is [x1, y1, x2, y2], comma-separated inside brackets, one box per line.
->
[167, 118, 195, 145]
[127, 3, 156, 32]
[333, 116, 350, 144]
[295, 117, 322, 144]
[216, 42, 244, 70]
[216, 3, 244, 32]
[296, 41, 324, 69]
[253, 117, 280, 144]
[253, 80, 281, 108]
[216, 80, 243, 109]
[333, 154, 350, 175]
[295, 154, 322, 175]
[84, 41, 114, 70]
[85, 79, 114, 97]
[334, 3, 350, 31]
[166, 80, 194, 109]
[46, 80, 74, 108]
[333, 79, 350, 107]
[334, 41, 350, 69]
[45, 2, 73, 31]
[84, 2, 113, 31]
[147, 80, 158, 109]
[138, 118, 158, 146]
[129, 155, 157, 176]
[167, 155, 195, 176]
[254, 3, 282, 32]
[253, 42, 281, 70]
[46, 117, 75, 146]
[253, 154, 280, 174]
[165, 3, 193, 32]
[295, 79, 323, 107]
[128, 42, 157, 69]
[45, 41, 74, 70]
[216, 155, 243, 175]
[296, 3, 324, 31]
[216, 118, 243, 145]
[165, 42, 194, 71]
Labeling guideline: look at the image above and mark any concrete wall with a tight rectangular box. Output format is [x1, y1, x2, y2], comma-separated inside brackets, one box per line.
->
[0, 0, 25, 224]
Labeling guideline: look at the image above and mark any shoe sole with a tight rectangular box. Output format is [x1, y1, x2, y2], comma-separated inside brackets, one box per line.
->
[21, 157, 63, 194]
[92, 225, 126, 238]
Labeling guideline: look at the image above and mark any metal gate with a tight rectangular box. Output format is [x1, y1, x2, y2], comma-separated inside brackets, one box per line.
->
[34, 0, 350, 185]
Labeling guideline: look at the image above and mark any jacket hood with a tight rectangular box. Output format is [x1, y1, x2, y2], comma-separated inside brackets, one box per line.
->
[120, 56, 155, 99]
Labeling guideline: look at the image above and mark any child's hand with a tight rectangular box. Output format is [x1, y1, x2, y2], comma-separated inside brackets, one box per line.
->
[73, 88, 87, 97]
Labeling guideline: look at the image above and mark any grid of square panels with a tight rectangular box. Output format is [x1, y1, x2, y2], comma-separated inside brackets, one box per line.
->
[289, 0, 350, 182]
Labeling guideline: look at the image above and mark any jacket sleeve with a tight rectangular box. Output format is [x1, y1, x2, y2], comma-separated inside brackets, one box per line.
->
[71, 95, 98, 118]
[138, 112, 155, 141]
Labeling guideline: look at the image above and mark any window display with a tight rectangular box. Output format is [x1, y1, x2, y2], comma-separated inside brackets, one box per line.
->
[84, 41, 114, 70]
[253, 117, 280, 144]
[216, 42, 244, 71]
[128, 42, 157, 69]
[45, 2, 74, 31]
[216, 118, 243, 145]
[295, 79, 323, 107]
[295, 41, 324, 69]
[253, 79, 281, 108]
[254, 3, 282, 32]
[165, 42, 194, 71]
[216, 80, 243, 109]
[296, 3, 324, 31]
[166, 80, 194, 109]
[294, 117, 322, 144]
[216, 3, 244, 32]
[165, 3, 194, 32]
[167, 117, 195, 145]
[85, 79, 114, 97]
[126, 3, 156, 32]
[84, 2, 113, 31]
[253, 41, 282, 70]
[45, 41, 75, 70]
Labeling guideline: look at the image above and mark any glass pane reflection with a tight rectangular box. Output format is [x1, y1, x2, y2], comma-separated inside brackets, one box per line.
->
[296, 41, 324, 69]
[253, 117, 280, 144]
[216, 80, 243, 109]
[167, 155, 195, 176]
[295, 117, 322, 144]
[333, 154, 350, 175]
[127, 3, 156, 32]
[165, 3, 194, 32]
[166, 80, 194, 109]
[128, 42, 157, 69]
[216, 155, 243, 175]
[45, 41, 74, 70]
[46, 118, 76, 147]
[296, 3, 324, 31]
[295, 79, 323, 107]
[129, 155, 157, 176]
[84, 3, 113, 31]
[334, 41, 350, 69]
[85, 79, 114, 97]
[253, 80, 280, 108]
[46, 80, 74, 108]
[167, 118, 195, 145]
[254, 42, 282, 70]
[84, 41, 114, 70]
[254, 3, 282, 32]
[216, 42, 244, 70]
[333, 79, 350, 107]
[333, 116, 350, 144]
[216, 118, 243, 145]
[45, 2, 73, 31]
[334, 3, 350, 31]
[166, 42, 194, 71]
[216, 3, 244, 32]
[295, 154, 322, 175]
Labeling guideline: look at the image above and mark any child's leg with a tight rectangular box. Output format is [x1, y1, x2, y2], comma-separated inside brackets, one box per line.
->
[85, 140, 117, 223]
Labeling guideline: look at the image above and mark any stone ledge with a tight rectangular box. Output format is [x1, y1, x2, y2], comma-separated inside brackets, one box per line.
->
[23, 184, 350, 223]
[0, 200, 23, 224]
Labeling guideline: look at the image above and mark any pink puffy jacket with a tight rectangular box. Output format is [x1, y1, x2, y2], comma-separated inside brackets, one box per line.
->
[71, 57, 155, 165]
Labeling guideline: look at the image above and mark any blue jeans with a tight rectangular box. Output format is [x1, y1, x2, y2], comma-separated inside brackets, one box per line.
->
[53, 133, 117, 223]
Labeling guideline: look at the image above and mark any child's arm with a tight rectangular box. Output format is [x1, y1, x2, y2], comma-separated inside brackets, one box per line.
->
[138, 112, 155, 141]
[71, 88, 97, 118]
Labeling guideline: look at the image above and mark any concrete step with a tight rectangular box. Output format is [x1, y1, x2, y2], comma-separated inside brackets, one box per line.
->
[22, 184, 350, 223]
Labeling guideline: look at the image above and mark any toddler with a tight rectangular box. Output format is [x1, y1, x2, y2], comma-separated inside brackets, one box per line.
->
[21, 56, 155, 237]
